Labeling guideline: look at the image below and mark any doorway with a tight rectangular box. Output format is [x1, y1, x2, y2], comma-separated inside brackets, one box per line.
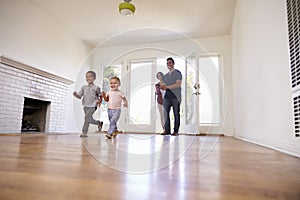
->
[185, 53, 222, 134]
[100, 54, 221, 134]
[124, 59, 156, 133]
[124, 57, 188, 134]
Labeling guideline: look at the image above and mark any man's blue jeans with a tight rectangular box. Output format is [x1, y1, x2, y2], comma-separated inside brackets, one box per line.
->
[163, 98, 181, 133]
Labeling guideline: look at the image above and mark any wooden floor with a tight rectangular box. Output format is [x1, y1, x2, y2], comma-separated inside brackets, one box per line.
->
[0, 133, 299, 200]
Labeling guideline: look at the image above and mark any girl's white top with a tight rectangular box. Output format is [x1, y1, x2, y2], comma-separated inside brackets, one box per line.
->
[107, 90, 125, 109]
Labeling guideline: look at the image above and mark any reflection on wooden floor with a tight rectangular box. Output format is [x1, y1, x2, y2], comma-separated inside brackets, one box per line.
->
[82, 134, 197, 173]
[0, 133, 299, 200]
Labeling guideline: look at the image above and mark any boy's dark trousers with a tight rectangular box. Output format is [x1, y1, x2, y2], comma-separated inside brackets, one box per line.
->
[82, 107, 98, 134]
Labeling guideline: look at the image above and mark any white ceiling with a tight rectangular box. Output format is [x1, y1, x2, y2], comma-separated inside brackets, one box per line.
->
[27, 0, 237, 47]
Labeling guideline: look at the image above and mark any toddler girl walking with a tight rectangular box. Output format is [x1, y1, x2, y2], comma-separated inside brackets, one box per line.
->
[102, 76, 128, 139]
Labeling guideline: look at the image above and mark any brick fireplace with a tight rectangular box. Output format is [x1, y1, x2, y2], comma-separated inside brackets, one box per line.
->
[21, 97, 50, 132]
[0, 55, 73, 133]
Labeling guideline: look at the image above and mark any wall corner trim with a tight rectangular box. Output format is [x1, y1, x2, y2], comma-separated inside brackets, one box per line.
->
[234, 136, 300, 158]
[0, 54, 74, 85]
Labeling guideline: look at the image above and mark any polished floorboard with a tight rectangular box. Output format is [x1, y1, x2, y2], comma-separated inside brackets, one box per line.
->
[0, 133, 299, 200]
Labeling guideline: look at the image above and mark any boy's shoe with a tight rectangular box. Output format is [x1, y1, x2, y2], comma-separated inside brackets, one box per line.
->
[98, 121, 103, 132]
[80, 133, 88, 137]
[161, 132, 170, 135]
[112, 131, 118, 138]
[106, 134, 112, 139]
[171, 132, 179, 136]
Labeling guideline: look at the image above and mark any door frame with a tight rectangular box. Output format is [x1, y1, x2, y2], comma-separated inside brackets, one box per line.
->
[123, 58, 156, 133]
[184, 52, 200, 134]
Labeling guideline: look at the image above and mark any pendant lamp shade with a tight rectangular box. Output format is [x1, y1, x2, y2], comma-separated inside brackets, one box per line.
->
[119, 0, 136, 16]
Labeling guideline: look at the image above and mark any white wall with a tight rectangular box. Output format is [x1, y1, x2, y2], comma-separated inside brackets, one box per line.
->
[0, 0, 93, 133]
[232, 0, 300, 155]
[0, 0, 92, 81]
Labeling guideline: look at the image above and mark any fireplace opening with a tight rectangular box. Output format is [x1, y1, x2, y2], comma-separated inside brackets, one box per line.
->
[21, 98, 50, 132]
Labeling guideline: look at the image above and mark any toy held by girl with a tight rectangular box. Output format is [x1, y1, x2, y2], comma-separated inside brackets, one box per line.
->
[102, 76, 128, 139]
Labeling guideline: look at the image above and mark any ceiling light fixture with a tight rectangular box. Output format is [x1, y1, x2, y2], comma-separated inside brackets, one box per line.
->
[119, 0, 136, 16]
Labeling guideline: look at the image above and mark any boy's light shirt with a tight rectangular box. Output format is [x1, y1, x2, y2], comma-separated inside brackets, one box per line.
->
[78, 84, 101, 107]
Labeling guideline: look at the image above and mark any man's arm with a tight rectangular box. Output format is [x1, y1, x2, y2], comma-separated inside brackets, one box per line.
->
[161, 80, 182, 90]
[167, 80, 182, 89]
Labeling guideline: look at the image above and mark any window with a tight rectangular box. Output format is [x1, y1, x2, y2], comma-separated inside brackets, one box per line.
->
[287, 0, 300, 137]
[293, 94, 300, 137]
[287, 0, 300, 88]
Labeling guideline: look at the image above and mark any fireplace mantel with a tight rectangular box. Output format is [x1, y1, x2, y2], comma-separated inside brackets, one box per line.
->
[0, 55, 73, 85]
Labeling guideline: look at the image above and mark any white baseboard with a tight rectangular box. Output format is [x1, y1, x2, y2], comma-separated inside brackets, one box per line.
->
[234, 136, 300, 158]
